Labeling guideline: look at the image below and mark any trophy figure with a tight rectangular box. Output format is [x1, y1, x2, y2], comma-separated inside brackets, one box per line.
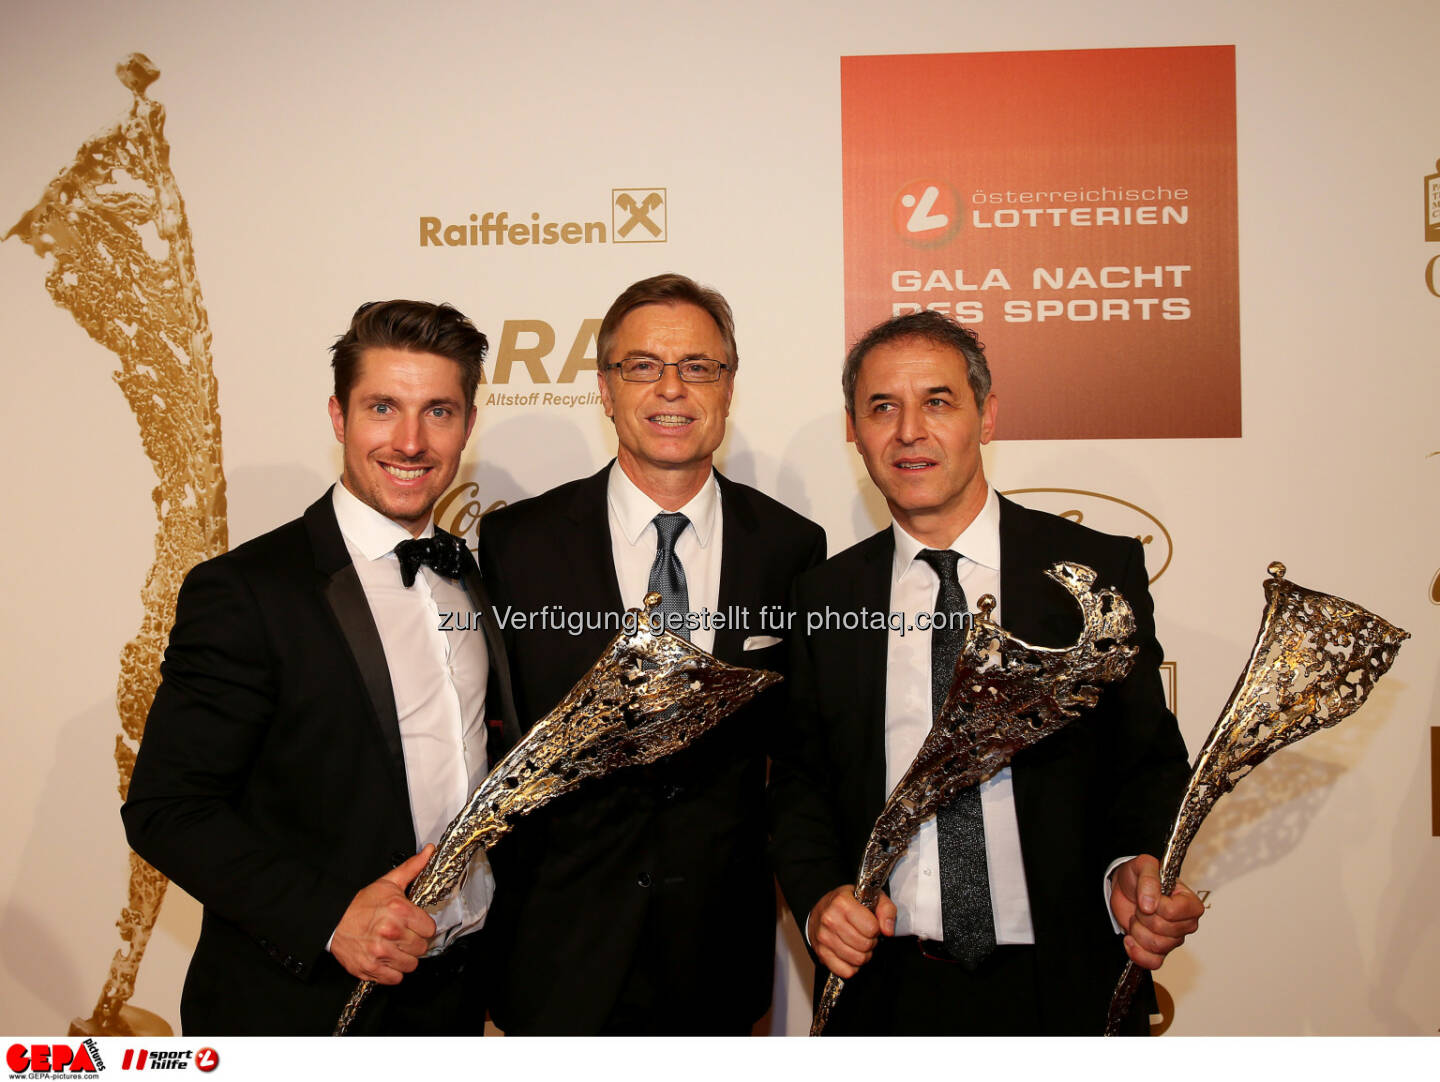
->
[810, 562, 1139, 1036]
[7, 54, 226, 1038]
[335, 592, 780, 1034]
[1102, 563, 1409, 1034]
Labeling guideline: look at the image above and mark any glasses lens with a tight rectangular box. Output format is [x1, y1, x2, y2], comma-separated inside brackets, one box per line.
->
[677, 360, 721, 383]
[617, 359, 724, 382]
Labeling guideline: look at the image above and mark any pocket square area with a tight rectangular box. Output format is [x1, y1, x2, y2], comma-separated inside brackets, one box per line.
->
[742, 635, 783, 651]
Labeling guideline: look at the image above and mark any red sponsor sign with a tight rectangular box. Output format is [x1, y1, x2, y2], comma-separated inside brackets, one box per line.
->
[842, 46, 1239, 439]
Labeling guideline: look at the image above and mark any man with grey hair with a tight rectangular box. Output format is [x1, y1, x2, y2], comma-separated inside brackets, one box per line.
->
[769, 310, 1201, 1034]
[479, 273, 825, 1034]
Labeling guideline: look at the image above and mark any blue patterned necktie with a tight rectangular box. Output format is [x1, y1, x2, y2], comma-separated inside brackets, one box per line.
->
[647, 513, 691, 640]
[916, 547, 995, 970]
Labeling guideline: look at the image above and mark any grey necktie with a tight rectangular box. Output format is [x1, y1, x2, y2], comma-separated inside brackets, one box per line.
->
[916, 547, 995, 970]
[647, 512, 691, 640]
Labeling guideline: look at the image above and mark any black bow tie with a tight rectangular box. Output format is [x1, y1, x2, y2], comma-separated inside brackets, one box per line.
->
[393, 533, 467, 587]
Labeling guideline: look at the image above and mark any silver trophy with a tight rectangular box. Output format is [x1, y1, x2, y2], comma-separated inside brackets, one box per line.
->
[810, 562, 1139, 1035]
[334, 592, 780, 1035]
[1101, 562, 1409, 1034]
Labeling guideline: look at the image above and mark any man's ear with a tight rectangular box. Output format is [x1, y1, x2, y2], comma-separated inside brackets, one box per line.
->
[328, 395, 346, 444]
[978, 393, 998, 445]
[597, 368, 615, 419]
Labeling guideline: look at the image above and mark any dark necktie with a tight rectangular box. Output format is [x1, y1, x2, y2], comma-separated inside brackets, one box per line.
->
[647, 512, 691, 640]
[394, 533, 467, 588]
[916, 547, 995, 970]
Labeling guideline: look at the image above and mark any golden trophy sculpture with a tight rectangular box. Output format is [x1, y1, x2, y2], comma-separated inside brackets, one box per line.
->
[809, 562, 1140, 1036]
[1102, 562, 1408, 1034]
[334, 593, 780, 1035]
[7, 54, 226, 1038]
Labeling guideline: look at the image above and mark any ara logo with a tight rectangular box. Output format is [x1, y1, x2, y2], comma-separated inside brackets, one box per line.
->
[612, 188, 667, 242]
[5, 1041, 103, 1075]
[892, 179, 960, 246]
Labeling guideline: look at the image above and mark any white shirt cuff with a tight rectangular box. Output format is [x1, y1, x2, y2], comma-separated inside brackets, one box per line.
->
[1103, 855, 1135, 935]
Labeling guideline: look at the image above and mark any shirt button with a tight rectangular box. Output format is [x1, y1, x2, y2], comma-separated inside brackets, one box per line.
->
[636, 872, 652, 888]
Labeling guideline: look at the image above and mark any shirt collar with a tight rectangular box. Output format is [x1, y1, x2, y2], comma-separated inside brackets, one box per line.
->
[891, 485, 1001, 585]
[606, 461, 719, 548]
[331, 481, 434, 562]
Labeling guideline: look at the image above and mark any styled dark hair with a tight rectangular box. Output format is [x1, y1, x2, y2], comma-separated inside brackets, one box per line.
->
[596, 273, 738, 373]
[842, 310, 991, 414]
[330, 299, 488, 411]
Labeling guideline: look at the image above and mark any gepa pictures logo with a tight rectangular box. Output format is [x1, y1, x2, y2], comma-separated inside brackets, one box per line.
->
[6, 1041, 103, 1076]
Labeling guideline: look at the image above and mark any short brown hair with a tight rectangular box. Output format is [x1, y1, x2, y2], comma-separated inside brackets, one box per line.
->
[331, 300, 488, 411]
[843, 310, 991, 414]
[596, 273, 738, 373]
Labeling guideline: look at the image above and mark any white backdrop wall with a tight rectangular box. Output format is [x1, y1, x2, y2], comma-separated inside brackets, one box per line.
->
[2, 0, 1436, 1037]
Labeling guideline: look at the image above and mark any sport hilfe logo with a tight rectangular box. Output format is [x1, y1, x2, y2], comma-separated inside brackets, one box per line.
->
[118, 1048, 218, 1072]
[5, 1042, 102, 1075]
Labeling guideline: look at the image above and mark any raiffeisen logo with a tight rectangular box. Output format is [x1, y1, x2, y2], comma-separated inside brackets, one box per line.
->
[420, 188, 667, 248]
[893, 179, 960, 247]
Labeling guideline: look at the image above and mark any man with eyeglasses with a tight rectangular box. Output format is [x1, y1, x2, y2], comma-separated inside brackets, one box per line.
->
[477, 273, 825, 1034]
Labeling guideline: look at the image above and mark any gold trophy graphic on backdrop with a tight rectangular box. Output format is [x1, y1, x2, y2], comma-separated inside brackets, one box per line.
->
[1102, 562, 1408, 1034]
[809, 562, 1140, 1036]
[334, 593, 780, 1035]
[7, 54, 226, 1037]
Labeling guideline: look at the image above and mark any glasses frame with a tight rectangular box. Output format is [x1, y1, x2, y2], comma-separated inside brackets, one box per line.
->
[606, 358, 733, 384]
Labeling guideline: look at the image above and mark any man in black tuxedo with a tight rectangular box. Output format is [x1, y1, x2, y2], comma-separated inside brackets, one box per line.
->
[478, 274, 825, 1034]
[768, 311, 1202, 1035]
[123, 300, 518, 1035]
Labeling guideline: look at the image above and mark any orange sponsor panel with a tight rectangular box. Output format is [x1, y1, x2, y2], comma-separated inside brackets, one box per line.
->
[842, 46, 1239, 439]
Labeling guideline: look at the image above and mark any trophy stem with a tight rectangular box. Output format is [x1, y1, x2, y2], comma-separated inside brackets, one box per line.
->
[333, 980, 376, 1036]
[1101, 790, 1209, 1035]
[810, 972, 846, 1036]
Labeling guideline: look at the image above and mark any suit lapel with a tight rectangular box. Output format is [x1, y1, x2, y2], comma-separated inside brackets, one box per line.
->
[999, 495, 1082, 648]
[453, 532, 522, 751]
[998, 494, 1084, 853]
[998, 494, 1050, 645]
[568, 465, 627, 613]
[304, 493, 411, 811]
[713, 471, 759, 663]
[855, 529, 895, 813]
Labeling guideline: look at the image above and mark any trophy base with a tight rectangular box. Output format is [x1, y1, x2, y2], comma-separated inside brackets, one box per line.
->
[69, 1005, 174, 1037]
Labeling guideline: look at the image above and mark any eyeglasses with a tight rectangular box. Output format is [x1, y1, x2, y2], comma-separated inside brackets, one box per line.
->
[607, 357, 732, 383]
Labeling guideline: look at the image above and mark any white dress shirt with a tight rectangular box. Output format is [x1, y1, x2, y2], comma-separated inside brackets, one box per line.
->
[606, 462, 723, 655]
[884, 486, 1035, 944]
[331, 483, 493, 953]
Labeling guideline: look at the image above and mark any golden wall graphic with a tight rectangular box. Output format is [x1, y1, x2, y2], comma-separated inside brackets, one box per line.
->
[6, 54, 227, 1037]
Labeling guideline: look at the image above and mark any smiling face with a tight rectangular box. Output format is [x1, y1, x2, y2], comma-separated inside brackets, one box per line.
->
[328, 347, 477, 536]
[597, 301, 734, 503]
[846, 335, 998, 547]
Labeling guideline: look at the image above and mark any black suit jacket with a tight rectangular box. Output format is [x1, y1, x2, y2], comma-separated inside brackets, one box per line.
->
[122, 490, 519, 1035]
[477, 464, 825, 1034]
[768, 495, 1190, 1034]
